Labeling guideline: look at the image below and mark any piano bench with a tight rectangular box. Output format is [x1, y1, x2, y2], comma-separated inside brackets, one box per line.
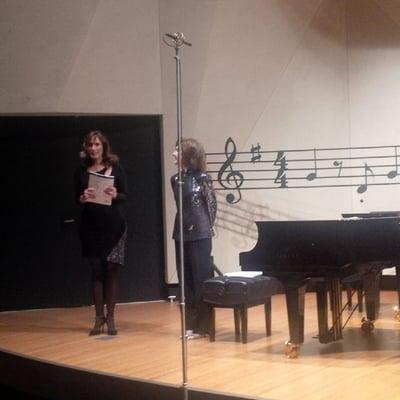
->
[202, 275, 279, 343]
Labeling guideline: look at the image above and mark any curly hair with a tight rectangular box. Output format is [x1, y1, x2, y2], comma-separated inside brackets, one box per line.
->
[80, 130, 119, 168]
[180, 138, 207, 172]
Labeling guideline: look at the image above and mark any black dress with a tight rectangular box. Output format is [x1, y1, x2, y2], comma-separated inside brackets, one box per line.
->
[74, 164, 128, 265]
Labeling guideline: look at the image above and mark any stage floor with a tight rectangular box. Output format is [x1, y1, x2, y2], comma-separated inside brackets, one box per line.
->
[0, 291, 399, 399]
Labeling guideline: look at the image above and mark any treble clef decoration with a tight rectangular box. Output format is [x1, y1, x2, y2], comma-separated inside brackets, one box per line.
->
[217, 137, 244, 204]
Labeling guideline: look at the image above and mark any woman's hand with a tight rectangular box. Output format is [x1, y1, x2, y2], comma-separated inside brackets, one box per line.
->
[80, 187, 96, 203]
[104, 186, 117, 199]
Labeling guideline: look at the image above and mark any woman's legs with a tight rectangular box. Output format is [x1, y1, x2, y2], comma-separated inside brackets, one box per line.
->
[187, 239, 212, 335]
[175, 239, 213, 335]
[89, 258, 106, 335]
[91, 258, 105, 317]
[88, 259, 119, 335]
[104, 261, 119, 335]
[175, 240, 196, 332]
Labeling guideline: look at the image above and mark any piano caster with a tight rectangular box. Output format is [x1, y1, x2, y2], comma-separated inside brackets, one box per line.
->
[393, 306, 400, 322]
[284, 341, 300, 359]
[361, 317, 374, 333]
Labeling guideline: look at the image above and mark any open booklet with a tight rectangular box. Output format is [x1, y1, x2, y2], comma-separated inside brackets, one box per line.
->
[87, 172, 115, 206]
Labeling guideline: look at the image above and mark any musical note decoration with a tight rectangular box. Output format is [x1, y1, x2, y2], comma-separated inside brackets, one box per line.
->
[387, 146, 398, 179]
[250, 143, 262, 163]
[333, 160, 343, 177]
[217, 137, 244, 204]
[208, 137, 400, 204]
[357, 163, 374, 194]
[273, 151, 288, 188]
[306, 148, 318, 181]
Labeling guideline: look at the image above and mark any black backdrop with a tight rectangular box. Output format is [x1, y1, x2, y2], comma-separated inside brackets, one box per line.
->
[0, 115, 166, 311]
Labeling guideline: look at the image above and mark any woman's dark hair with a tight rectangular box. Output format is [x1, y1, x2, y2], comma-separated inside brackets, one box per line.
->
[80, 130, 119, 167]
[180, 138, 207, 172]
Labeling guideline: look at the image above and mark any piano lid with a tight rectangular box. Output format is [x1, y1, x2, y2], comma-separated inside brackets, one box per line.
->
[239, 217, 400, 269]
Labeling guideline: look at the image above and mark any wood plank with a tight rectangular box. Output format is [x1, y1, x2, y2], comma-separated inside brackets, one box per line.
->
[0, 292, 399, 399]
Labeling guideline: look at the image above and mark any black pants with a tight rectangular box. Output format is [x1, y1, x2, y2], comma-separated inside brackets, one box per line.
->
[175, 238, 213, 334]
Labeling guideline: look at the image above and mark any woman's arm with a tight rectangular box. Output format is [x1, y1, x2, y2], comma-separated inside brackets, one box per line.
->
[74, 167, 85, 204]
[74, 167, 96, 204]
[201, 174, 217, 227]
[113, 165, 128, 203]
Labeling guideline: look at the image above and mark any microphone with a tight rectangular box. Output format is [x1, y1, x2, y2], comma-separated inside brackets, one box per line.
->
[165, 32, 192, 47]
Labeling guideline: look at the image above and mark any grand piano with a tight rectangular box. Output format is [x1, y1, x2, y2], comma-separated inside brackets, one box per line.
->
[239, 217, 400, 357]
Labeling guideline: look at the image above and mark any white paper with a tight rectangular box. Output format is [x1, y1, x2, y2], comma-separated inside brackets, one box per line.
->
[224, 271, 263, 278]
[87, 172, 114, 206]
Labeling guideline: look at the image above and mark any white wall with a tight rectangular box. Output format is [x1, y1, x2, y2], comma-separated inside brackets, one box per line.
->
[1, 0, 400, 281]
[209, 0, 351, 270]
[160, 0, 400, 279]
[347, 0, 400, 214]
[0, 0, 162, 113]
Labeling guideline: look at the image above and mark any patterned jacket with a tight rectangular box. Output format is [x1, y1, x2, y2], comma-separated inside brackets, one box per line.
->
[171, 169, 217, 242]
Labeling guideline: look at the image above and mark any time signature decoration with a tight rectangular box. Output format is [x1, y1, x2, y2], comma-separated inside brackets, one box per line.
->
[207, 137, 400, 203]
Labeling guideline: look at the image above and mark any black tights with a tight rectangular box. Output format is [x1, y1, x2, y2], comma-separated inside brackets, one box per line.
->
[90, 259, 119, 319]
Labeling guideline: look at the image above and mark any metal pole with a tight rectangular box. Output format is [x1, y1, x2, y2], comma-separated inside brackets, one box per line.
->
[163, 32, 192, 400]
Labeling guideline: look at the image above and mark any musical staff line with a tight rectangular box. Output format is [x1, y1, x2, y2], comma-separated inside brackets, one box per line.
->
[208, 154, 399, 165]
[214, 181, 400, 191]
[215, 171, 400, 182]
[209, 164, 400, 175]
[206, 143, 400, 155]
[208, 138, 400, 203]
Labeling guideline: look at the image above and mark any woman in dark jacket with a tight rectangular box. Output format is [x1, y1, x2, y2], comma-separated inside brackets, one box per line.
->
[171, 138, 217, 339]
[74, 130, 127, 336]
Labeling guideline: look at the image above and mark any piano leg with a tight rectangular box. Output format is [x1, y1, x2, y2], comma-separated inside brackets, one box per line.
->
[316, 278, 343, 343]
[397, 265, 400, 308]
[284, 282, 306, 345]
[363, 271, 380, 321]
[395, 266, 400, 322]
[330, 278, 343, 340]
[361, 271, 380, 332]
[396, 265, 400, 308]
[315, 280, 330, 343]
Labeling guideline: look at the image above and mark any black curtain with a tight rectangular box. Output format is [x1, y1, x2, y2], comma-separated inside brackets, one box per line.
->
[0, 115, 166, 311]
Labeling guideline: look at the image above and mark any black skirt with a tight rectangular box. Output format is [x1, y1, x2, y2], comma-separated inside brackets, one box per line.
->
[80, 204, 126, 265]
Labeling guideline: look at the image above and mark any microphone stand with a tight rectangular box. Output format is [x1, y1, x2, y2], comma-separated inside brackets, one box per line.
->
[163, 32, 192, 400]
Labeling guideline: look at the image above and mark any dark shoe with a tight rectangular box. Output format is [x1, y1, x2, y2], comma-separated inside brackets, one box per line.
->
[105, 316, 118, 335]
[89, 316, 105, 336]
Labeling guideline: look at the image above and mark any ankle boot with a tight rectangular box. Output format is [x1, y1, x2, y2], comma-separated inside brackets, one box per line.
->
[89, 316, 105, 336]
[105, 316, 118, 335]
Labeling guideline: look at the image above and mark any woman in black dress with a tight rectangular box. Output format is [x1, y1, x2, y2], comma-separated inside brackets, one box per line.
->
[74, 131, 127, 336]
[171, 138, 217, 339]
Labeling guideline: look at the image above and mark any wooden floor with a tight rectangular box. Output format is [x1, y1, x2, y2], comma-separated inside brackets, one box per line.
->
[0, 291, 400, 400]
